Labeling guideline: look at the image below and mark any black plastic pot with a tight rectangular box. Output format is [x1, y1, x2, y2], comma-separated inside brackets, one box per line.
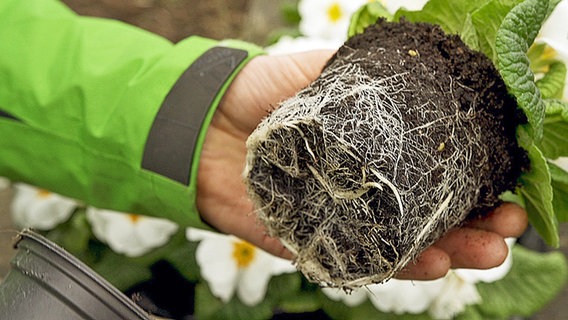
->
[0, 229, 151, 320]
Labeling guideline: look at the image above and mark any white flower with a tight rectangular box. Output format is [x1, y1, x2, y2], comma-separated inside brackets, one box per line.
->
[325, 238, 515, 317]
[321, 278, 446, 314]
[368, 278, 446, 314]
[429, 271, 481, 319]
[266, 35, 342, 55]
[383, 0, 428, 14]
[540, 0, 568, 59]
[428, 238, 516, 319]
[11, 183, 78, 230]
[539, 0, 568, 100]
[86, 207, 178, 257]
[298, 0, 368, 41]
[186, 227, 297, 306]
[321, 287, 368, 307]
[553, 157, 568, 172]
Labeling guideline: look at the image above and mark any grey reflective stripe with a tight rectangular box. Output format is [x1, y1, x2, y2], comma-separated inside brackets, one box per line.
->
[142, 47, 248, 185]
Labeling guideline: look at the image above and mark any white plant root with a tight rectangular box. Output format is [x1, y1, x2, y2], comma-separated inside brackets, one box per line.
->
[245, 54, 486, 289]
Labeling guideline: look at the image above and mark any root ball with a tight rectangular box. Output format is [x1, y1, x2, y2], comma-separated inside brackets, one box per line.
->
[244, 19, 527, 288]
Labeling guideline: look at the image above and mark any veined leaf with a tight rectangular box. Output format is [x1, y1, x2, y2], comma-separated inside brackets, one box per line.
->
[469, 0, 524, 62]
[460, 14, 479, 50]
[549, 161, 568, 222]
[496, 0, 549, 142]
[393, 0, 482, 35]
[539, 99, 568, 159]
[519, 144, 559, 247]
[536, 61, 567, 99]
[348, 2, 392, 38]
[474, 245, 568, 318]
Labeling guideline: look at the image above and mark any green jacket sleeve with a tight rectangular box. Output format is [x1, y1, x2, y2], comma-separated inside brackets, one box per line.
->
[0, 0, 264, 229]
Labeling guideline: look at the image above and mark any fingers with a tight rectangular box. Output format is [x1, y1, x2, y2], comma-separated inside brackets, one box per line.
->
[395, 228, 508, 280]
[396, 202, 525, 280]
[199, 197, 294, 260]
[235, 209, 294, 260]
[465, 202, 528, 238]
[395, 246, 451, 280]
[433, 228, 509, 269]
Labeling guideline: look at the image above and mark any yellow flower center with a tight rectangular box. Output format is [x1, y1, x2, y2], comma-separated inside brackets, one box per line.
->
[542, 45, 558, 60]
[232, 240, 256, 268]
[36, 189, 52, 198]
[127, 214, 141, 224]
[327, 3, 343, 23]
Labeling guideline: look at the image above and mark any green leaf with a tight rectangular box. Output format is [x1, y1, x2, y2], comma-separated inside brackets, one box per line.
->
[496, 0, 549, 142]
[394, 0, 481, 35]
[391, 0, 527, 62]
[548, 0, 564, 16]
[474, 245, 568, 318]
[164, 239, 200, 282]
[348, 2, 392, 38]
[277, 275, 322, 313]
[459, 14, 479, 50]
[539, 99, 568, 159]
[92, 250, 153, 291]
[266, 273, 302, 302]
[469, 0, 524, 62]
[87, 230, 192, 290]
[536, 61, 567, 99]
[499, 190, 525, 207]
[319, 291, 432, 320]
[280, 0, 301, 25]
[279, 292, 321, 314]
[519, 144, 559, 247]
[454, 306, 486, 320]
[194, 283, 273, 320]
[44, 208, 91, 255]
[549, 162, 568, 222]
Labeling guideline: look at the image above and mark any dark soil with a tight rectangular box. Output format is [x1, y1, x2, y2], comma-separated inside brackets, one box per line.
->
[337, 19, 529, 217]
[246, 18, 529, 287]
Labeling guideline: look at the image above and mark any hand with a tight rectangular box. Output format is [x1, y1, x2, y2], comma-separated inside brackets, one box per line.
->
[197, 51, 332, 259]
[397, 203, 528, 280]
[196, 50, 529, 280]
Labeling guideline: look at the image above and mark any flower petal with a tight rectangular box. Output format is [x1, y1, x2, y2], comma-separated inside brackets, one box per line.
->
[429, 272, 481, 319]
[186, 227, 227, 242]
[368, 278, 445, 314]
[321, 287, 367, 307]
[384, 0, 428, 14]
[539, 0, 568, 100]
[298, 0, 368, 40]
[539, 0, 568, 58]
[136, 217, 178, 248]
[266, 36, 342, 55]
[12, 184, 77, 230]
[86, 208, 177, 257]
[237, 249, 276, 306]
[268, 255, 297, 275]
[195, 237, 238, 303]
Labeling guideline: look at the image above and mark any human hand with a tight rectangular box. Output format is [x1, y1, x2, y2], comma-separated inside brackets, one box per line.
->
[196, 50, 332, 259]
[397, 202, 528, 280]
[196, 50, 529, 280]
